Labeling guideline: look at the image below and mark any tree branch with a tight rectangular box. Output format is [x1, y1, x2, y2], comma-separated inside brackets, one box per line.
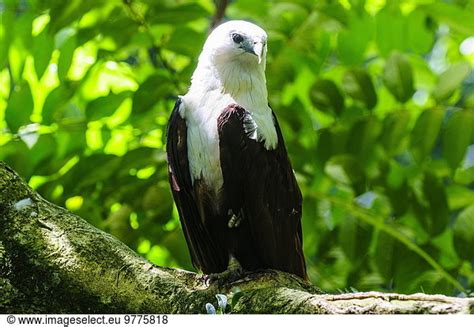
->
[0, 162, 473, 314]
[210, 0, 230, 30]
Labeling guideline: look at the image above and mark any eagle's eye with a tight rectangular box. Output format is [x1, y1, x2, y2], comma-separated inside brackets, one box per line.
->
[231, 33, 244, 44]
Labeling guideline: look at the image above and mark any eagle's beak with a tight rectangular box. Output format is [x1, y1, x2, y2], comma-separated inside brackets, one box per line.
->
[253, 41, 264, 64]
[242, 40, 265, 64]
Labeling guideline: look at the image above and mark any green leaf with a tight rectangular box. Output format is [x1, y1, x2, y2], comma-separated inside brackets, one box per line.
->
[132, 73, 175, 114]
[421, 173, 449, 236]
[446, 185, 474, 211]
[166, 27, 206, 57]
[442, 109, 474, 170]
[433, 62, 471, 102]
[57, 33, 77, 81]
[316, 126, 349, 165]
[147, 3, 209, 24]
[33, 28, 55, 79]
[453, 205, 474, 261]
[310, 79, 344, 116]
[8, 40, 28, 82]
[420, 3, 474, 36]
[337, 12, 373, 65]
[62, 154, 122, 193]
[375, 7, 407, 57]
[339, 215, 372, 264]
[325, 155, 364, 186]
[15, 11, 34, 51]
[42, 83, 78, 124]
[342, 68, 377, 110]
[5, 82, 34, 133]
[267, 2, 309, 34]
[347, 116, 382, 162]
[406, 10, 435, 55]
[383, 52, 414, 103]
[0, 9, 14, 70]
[380, 110, 410, 155]
[29, 134, 57, 170]
[48, 0, 103, 33]
[55, 126, 87, 159]
[98, 8, 137, 48]
[0, 140, 31, 178]
[86, 91, 131, 121]
[410, 108, 444, 162]
[374, 232, 395, 280]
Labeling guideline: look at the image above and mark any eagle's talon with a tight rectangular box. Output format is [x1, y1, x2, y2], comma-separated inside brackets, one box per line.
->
[227, 209, 242, 228]
[199, 274, 211, 287]
[206, 267, 245, 287]
[227, 214, 241, 228]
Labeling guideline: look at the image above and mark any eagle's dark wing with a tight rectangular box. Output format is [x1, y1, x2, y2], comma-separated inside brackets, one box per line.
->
[166, 99, 228, 273]
[217, 104, 307, 280]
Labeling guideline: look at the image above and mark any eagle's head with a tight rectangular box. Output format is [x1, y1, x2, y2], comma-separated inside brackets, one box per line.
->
[187, 20, 269, 108]
[202, 20, 268, 66]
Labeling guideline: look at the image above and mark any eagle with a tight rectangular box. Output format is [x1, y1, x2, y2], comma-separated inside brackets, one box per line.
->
[166, 20, 307, 280]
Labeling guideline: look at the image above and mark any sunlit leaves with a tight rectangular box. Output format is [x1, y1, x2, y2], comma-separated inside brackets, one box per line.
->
[337, 12, 372, 65]
[48, 0, 102, 33]
[61, 154, 122, 192]
[8, 9, 33, 82]
[375, 6, 406, 57]
[446, 185, 474, 211]
[421, 2, 474, 36]
[433, 62, 471, 102]
[86, 91, 131, 121]
[383, 52, 414, 103]
[57, 32, 77, 81]
[406, 11, 435, 55]
[132, 73, 174, 114]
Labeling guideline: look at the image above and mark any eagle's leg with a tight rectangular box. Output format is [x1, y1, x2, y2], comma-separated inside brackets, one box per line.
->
[202, 256, 245, 287]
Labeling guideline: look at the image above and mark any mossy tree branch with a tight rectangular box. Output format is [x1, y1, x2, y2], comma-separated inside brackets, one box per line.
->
[0, 162, 472, 314]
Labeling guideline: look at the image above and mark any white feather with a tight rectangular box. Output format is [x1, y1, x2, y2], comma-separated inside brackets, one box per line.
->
[179, 20, 278, 194]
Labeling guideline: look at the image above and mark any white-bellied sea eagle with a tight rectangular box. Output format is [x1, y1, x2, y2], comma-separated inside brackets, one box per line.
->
[166, 20, 307, 280]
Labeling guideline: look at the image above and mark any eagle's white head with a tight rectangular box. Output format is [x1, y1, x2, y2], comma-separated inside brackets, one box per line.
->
[201, 20, 268, 66]
[187, 20, 269, 104]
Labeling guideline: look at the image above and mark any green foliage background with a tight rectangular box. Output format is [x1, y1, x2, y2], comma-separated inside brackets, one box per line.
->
[1, 0, 474, 296]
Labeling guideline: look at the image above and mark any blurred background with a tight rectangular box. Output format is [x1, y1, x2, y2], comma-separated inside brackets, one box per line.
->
[1, 0, 473, 296]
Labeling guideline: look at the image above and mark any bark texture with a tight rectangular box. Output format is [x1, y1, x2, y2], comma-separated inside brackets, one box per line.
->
[0, 161, 473, 314]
